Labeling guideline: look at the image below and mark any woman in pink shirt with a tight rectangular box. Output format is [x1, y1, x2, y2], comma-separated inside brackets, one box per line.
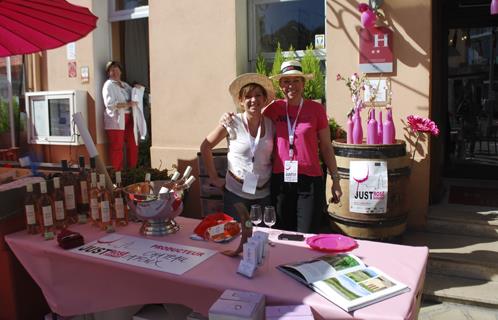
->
[265, 60, 342, 233]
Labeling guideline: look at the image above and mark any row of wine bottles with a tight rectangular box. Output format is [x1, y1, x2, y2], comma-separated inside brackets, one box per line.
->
[347, 108, 396, 144]
[24, 156, 129, 239]
[24, 158, 196, 239]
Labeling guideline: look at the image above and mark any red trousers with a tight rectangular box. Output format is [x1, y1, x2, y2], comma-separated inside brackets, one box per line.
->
[106, 113, 138, 171]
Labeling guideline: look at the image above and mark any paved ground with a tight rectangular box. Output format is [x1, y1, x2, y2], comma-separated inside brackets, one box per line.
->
[419, 301, 498, 320]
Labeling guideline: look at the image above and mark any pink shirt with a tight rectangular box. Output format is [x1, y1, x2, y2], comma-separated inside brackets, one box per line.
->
[264, 99, 328, 176]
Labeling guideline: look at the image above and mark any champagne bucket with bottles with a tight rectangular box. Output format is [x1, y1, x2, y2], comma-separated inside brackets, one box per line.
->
[123, 180, 184, 236]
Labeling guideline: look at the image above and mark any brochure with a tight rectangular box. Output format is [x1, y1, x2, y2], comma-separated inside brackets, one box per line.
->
[277, 253, 409, 312]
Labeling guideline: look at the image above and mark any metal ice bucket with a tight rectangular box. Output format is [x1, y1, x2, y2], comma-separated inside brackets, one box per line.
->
[123, 180, 183, 236]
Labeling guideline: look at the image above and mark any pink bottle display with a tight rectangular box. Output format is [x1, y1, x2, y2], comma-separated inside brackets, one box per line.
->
[383, 108, 395, 144]
[347, 115, 354, 144]
[352, 108, 363, 144]
[367, 109, 378, 144]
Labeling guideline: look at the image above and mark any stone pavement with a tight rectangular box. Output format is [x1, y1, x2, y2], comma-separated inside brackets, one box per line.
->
[419, 301, 498, 320]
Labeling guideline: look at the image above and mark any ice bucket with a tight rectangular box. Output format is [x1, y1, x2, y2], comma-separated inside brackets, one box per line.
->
[123, 180, 183, 236]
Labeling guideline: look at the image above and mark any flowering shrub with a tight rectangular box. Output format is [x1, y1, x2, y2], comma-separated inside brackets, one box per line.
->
[406, 115, 439, 161]
[336, 73, 368, 116]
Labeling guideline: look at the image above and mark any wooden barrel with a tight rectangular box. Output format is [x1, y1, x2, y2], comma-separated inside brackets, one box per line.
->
[328, 139, 410, 240]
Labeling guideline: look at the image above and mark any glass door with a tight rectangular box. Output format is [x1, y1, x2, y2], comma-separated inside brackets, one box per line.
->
[445, 27, 498, 178]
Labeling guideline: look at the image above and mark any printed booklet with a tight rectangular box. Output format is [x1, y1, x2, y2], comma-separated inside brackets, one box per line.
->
[277, 254, 409, 312]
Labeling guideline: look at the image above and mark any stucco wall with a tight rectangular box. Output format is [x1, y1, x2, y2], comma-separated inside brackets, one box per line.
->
[149, 1, 244, 215]
[327, 0, 432, 228]
[36, 0, 110, 165]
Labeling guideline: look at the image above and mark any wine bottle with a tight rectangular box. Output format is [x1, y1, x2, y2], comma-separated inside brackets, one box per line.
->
[143, 172, 155, 195]
[346, 115, 354, 144]
[159, 166, 193, 195]
[76, 155, 89, 224]
[352, 108, 363, 144]
[89, 172, 100, 227]
[367, 109, 378, 145]
[37, 181, 55, 240]
[24, 183, 39, 234]
[114, 171, 128, 226]
[377, 110, 383, 144]
[52, 177, 67, 230]
[99, 174, 114, 232]
[60, 160, 77, 224]
[383, 108, 395, 144]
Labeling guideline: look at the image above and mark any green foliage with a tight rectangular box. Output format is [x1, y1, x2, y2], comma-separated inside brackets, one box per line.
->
[257, 43, 325, 101]
[255, 53, 268, 76]
[0, 98, 20, 134]
[329, 117, 346, 140]
[286, 45, 297, 61]
[270, 43, 285, 98]
[301, 44, 325, 101]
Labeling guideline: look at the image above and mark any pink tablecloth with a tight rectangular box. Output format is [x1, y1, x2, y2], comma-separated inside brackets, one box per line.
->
[5, 217, 428, 320]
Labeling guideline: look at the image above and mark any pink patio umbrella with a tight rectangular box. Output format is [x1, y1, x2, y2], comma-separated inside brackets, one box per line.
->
[0, 0, 97, 148]
[0, 0, 98, 57]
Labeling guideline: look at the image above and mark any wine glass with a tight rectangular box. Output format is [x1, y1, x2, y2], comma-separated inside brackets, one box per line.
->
[263, 206, 276, 239]
[249, 204, 262, 230]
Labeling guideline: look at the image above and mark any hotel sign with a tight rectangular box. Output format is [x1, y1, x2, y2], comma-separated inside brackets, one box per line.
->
[359, 27, 393, 73]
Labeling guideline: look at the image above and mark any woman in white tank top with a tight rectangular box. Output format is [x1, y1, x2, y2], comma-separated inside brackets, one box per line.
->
[200, 73, 275, 220]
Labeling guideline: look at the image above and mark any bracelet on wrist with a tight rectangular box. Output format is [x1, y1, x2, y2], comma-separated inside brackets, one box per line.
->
[329, 169, 340, 181]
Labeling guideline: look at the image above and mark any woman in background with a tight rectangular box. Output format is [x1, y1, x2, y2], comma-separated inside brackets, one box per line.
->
[102, 61, 143, 171]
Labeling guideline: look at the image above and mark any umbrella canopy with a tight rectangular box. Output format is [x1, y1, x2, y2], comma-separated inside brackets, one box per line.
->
[0, 0, 98, 57]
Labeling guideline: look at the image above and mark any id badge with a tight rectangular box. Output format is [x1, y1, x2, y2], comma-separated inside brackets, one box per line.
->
[242, 171, 259, 194]
[284, 160, 298, 183]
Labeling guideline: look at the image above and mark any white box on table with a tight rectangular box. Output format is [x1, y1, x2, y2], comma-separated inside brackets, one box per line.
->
[208, 289, 265, 320]
[265, 305, 314, 320]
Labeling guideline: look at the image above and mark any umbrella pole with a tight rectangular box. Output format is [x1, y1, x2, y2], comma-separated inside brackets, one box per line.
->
[6, 57, 16, 148]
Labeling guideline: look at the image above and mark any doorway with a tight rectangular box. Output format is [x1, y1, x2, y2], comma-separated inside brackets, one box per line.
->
[111, 17, 151, 167]
[435, 0, 498, 181]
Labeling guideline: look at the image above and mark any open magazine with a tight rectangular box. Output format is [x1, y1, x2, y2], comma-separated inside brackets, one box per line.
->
[277, 254, 409, 312]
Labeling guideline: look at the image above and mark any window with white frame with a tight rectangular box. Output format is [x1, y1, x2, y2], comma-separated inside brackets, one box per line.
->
[109, 0, 149, 22]
[248, 0, 325, 65]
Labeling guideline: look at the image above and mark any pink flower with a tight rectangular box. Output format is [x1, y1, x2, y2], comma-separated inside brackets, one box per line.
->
[358, 3, 370, 12]
[336, 74, 342, 81]
[407, 115, 440, 136]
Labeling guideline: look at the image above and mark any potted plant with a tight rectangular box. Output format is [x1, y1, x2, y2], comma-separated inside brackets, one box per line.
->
[256, 43, 325, 102]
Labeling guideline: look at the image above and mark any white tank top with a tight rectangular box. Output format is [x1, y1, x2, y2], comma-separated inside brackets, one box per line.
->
[225, 113, 274, 199]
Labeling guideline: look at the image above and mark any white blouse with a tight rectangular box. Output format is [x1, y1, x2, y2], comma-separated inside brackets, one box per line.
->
[102, 79, 132, 130]
[225, 113, 274, 199]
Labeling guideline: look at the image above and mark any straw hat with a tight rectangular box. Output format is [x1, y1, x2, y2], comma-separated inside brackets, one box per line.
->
[270, 60, 314, 81]
[228, 73, 275, 106]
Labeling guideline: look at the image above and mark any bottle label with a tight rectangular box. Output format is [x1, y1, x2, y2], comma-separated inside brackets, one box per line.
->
[80, 181, 89, 204]
[25, 205, 36, 225]
[115, 198, 125, 219]
[64, 185, 76, 210]
[101, 201, 111, 223]
[54, 200, 65, 220]
[42, 205, 54, 226]
[90, 198, 99, 220]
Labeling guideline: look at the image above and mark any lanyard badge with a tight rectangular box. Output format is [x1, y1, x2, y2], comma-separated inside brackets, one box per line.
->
[284, 99, 303, 183]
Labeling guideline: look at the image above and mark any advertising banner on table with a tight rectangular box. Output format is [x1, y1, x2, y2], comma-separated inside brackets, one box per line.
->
[71, 234, 217, 275]
[349, 161, 388, 213]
